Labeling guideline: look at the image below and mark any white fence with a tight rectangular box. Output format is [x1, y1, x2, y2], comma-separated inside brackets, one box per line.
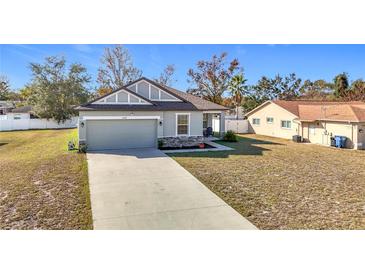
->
[225, 119, 248, 133]
[0, 117, 78, 131]
[212, 118, 249, 134]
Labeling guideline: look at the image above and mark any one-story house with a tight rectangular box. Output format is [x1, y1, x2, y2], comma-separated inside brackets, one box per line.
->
[0, 101, 15, 115]
[245, 100, 365, 149]
[75, 77, 228, 150]
[7, 106, 33, 120]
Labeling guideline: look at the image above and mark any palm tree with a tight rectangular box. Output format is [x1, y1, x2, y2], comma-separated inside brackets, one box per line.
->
[228, 73, 248, 119]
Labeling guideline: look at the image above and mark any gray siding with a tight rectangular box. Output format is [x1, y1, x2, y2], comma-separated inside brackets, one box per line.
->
[162, 111, 203, 137]
[79, 111, 163, 140]
[78, 110, 204, 141]
[86, 120, 157, 150]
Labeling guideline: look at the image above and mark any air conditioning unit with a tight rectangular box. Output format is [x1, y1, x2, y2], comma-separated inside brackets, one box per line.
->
[292, 135, 302, 143]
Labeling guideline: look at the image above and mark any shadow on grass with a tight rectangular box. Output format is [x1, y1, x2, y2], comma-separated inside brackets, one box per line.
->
[169, 135, 284, 158]
[87, 147, 168, 159]
[0, 143, 8, 147]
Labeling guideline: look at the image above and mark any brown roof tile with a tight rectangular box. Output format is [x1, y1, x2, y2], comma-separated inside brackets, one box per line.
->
[272, 100, 365, 122]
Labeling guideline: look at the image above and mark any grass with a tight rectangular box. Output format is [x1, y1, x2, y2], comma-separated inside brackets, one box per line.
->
[0, 129, 92, 229]
[170, 134, 365, 229]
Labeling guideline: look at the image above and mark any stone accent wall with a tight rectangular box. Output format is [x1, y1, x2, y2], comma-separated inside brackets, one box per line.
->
[158, 136, 204, 148]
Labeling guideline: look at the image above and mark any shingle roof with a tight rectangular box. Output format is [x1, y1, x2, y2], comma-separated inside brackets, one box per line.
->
[76, 101, 203, 111]
[159, 84, 228, 111]
[273, 100, 365, 122]
[10, 105, 32, 113]
[76, 77, 228, 112]
[0, 101, 15, 108]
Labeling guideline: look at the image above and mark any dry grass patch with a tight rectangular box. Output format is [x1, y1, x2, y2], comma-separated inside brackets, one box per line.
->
[0, 129, 92, 229]
[171, 134, 365, 229]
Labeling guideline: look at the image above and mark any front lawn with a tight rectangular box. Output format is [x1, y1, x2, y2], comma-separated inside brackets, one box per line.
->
[0, 129, 92, 229]
[171, 134, 365, 229]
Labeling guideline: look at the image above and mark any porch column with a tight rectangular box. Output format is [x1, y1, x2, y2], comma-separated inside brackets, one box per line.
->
[219, 111, 225, 137]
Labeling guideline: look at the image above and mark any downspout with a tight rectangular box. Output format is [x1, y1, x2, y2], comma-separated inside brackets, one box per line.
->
[351, 122, 354, 149]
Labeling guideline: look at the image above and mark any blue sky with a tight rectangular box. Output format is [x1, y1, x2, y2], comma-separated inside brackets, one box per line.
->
[1, 44, 365, 91]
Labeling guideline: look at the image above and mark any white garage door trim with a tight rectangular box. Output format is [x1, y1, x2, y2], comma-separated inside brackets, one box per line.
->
[82, 116, 160, 120]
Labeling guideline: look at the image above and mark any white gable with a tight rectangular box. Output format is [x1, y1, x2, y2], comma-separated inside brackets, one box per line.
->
[92, 88, 151, 105]
[127, 80, 181, 102]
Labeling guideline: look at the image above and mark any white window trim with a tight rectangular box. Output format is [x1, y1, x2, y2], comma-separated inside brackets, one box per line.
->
[82, 116, 160, 121]
[203, 113, 208, 129]
[252, 118, 260, 126]
[128, 80, 182, 102]
[281, 120, 292, 129]
[266, 117, 274, 124]
[176, 113, 191, 136]
[92, 89, 151, 105]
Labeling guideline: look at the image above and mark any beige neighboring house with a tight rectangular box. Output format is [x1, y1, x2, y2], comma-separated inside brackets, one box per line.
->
[246, 100, 365, 150]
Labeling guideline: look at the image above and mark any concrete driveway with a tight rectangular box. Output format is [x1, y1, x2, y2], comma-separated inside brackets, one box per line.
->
[87, 148, 256, 229]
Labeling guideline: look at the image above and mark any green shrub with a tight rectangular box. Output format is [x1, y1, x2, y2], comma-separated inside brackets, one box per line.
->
[223, 130, 237, 142]
[78, 141, 88, 153]
[158, 139, 164, 149]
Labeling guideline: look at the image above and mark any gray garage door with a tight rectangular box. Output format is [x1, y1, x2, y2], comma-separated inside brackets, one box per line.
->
[86, 119, 157, 150]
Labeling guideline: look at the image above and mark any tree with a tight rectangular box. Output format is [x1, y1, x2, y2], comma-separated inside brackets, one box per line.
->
[299, 79, 334, 100]
[242, 94, 267, 112]
[154, 64, 176, 86]
[0, 75, 11, 100]
[96, 87, 112, 97]
[349, 79, 365, 101]
[333, 73, 349, 98]
[252, 73, 302, 100]
[242, 73, 302, 112]
[97, 45, 142, 90]
[276, 73, 302, 99]
[27, 56, 91, 123]
[228, 73, 248, 119]
[187, 52, 241, 104]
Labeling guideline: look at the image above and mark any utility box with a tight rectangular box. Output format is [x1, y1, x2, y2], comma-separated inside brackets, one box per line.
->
[292, 135, 302, 143]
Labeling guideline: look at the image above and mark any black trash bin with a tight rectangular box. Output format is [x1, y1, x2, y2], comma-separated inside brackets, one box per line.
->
[292, 135, 302, 142]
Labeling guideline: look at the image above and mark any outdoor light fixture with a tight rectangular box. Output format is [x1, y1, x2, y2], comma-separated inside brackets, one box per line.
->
[159, 120, 163, 126]
[80, 121, 85, 128]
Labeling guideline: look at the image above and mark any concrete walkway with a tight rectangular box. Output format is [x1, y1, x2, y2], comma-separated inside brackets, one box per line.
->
[87, 148, 256, 229]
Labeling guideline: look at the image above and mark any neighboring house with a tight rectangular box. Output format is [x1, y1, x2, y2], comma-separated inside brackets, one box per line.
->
[0, 101, 15, 115]
[7, 106, 32, 120]
[246, 100, 365, 150]
[76, 77, 227, 150]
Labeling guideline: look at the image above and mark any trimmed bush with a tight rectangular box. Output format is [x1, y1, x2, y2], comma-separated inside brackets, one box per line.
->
[158, 139, 164, 149]
[223, 130, 237, 142]
[78, 141, 88, 153]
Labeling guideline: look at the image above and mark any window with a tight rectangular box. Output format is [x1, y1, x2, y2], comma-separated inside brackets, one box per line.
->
[137, 82, 149, 98]
[309, 124, 315, 135]
[252, 118, 260, 125]
[151, 86, 159, 99]
[106, 94, 116, 102]
[266, 117, 274, 124]
[14, 115, 21, 120]
[281, 120, 291, 129]
[161, 90, 176, 100]
[176, 114, 189, 135]
[203, 113, 208, 129]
